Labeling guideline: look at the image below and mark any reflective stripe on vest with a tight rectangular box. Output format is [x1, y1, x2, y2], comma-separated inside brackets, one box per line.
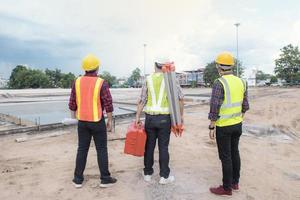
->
[216, 75, 245, 127]
[75, 76, 104, 122]
[219, 77, 244, 109]
[219, 112, 242, 119]
[145, 73, 170, 115]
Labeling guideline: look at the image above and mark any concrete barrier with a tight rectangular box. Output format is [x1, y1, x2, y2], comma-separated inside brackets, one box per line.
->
[0, 123, 72, 136]
[0, 113, 35, 126]
[0, 112, 141, 136]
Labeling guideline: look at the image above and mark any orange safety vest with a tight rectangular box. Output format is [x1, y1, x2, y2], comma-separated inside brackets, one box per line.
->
[75, 76, 104, 122]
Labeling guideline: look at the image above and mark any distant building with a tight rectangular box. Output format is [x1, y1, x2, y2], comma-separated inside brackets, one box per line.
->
[117, 78, 126, 85]
[277, 78, 285, 86]
[176, 68, 205, 87]
[126, 69, 205, 88]
[176, 72, 189, 86]
[256, 79, 270, 86]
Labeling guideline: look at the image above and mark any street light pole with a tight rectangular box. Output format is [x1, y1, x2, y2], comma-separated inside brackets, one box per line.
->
[234, 23, 240, 77]
[143, 44, 147, 78]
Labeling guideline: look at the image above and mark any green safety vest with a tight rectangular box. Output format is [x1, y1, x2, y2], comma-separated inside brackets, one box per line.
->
[145, 73, 170, 115]
[216, 74, 246, 127]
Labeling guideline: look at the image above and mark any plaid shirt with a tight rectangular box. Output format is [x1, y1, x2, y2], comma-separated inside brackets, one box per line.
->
[68, 72, 114, 113]
[208, 78, 249, 121]
[138, 73, 184, 106]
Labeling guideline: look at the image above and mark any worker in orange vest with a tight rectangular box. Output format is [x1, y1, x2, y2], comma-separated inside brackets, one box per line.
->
[68, 54, 117, 188]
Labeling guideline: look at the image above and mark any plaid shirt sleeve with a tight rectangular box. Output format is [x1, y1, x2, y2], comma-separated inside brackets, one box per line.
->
[208, 80, 224, 121]
[68, 80, 77, 111]
[100, 81, 114, 113]
[138, 81, 148, 107]
[242, 81, 250, 113]
[176, 79, 184, 100]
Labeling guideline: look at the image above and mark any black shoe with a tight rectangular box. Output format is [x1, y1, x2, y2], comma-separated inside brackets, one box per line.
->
[100, 177, 117, 188]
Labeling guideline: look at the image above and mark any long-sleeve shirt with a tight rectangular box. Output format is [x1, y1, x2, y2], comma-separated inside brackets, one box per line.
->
[68, 71, 114, 113]
[138, 73, 184, 106]
[208, 79, 249, 121]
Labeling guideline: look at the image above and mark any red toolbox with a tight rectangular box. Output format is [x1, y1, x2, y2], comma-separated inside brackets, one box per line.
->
[124, 122, 147, 157]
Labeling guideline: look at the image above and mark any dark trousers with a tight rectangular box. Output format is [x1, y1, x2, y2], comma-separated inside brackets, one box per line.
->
[216, 123, 242, 190]
[73, 119, 111, 184]
[144, 114, 171, 178]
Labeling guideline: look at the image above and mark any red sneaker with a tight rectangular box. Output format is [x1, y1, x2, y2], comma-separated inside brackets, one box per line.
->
[232, 183, 239, 191]
[210, 185, 232, 196]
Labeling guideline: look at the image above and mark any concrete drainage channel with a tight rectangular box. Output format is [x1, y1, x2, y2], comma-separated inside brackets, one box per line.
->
[0, 98, 206, 137]
[243, 124, 299, 141]
[0, 112, 140, 137]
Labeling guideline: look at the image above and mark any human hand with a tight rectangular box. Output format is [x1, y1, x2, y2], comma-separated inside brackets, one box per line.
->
[106, 119, 112, 132]
[209, 129, 215, 140]
[135, 120, 142, 128]
[70, 111, 76, 119]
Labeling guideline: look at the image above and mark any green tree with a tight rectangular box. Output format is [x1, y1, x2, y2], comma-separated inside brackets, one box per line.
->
[131, 68, 141, 83]
[275, 44, 300, 83]
[232, 59, 245, 77]
[8, 65, 76, 89]
[126, 77, 134, 87]
[25, 69, 51, 88]
[9, 66, 51, 89]
[45, 68, 63, 87]
[8, 65, 28, 88]
[294, 72, 300, 83]
[203, 59, 245, 86]
[203, 62, 219, 86]
[126, 68, 142, 87]
[191, 81, 197, 88]
[59, 73, 75, 88]
[99, 71, 117, 87]
[256, 70, 271, 81]
[270, 75, 278, 83]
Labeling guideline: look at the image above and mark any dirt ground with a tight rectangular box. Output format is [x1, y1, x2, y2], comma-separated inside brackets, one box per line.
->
[0, 87, 300, 200]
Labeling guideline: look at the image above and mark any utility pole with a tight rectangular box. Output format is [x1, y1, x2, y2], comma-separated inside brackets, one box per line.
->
[143, 43, 147, 77]
[234, 23, 240, 77]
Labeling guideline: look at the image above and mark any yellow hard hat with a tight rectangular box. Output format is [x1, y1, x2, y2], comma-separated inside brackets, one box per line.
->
[81, 54, 100, 71]
[215, 52, 234, 66]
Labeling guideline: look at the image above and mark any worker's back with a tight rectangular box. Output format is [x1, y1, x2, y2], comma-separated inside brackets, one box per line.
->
[145, 73, 170, 115]
[75, 76, 104, 122]
[216, 74, 245, 127]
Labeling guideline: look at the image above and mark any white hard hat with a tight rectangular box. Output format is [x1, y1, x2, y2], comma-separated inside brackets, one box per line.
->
[155, 58, 171, 67]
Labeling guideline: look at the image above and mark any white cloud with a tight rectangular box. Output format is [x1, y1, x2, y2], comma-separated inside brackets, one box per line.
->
[0, 0, 299, 78]
[0, 61, 14, 78]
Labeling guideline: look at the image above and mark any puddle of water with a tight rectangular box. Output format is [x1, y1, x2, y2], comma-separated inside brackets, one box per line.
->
[0, 101, 134, 125]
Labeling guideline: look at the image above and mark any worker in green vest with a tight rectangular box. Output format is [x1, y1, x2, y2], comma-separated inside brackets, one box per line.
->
[208, 52, 249, 196]
[135, 58, 184, 184]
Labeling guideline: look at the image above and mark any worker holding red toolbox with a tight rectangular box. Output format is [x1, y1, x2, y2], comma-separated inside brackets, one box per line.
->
[135, 58, 184, 185]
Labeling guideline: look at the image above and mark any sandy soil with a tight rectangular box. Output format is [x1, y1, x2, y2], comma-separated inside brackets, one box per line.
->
[0, 87, 300, 200]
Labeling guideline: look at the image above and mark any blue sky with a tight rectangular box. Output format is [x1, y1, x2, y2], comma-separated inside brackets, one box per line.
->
[0, 0, 299, 79]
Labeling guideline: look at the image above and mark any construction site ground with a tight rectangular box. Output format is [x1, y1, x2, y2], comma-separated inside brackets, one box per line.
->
[0, 87, 299, 200]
